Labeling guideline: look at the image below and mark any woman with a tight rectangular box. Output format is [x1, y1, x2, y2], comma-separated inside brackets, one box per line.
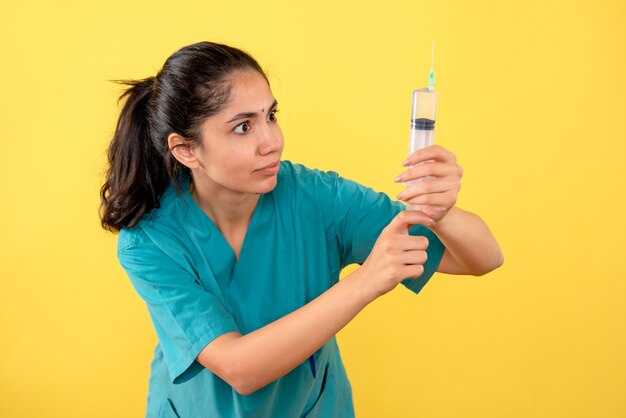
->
[100, 41, 503, 417]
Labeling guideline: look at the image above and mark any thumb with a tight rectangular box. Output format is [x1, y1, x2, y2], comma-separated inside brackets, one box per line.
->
[386, 210, 436, 234]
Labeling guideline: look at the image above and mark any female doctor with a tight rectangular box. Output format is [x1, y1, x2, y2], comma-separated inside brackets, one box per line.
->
[100, 41, 503, 417]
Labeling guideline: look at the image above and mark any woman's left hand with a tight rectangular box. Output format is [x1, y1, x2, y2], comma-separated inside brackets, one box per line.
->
[393, 144, 463, 223]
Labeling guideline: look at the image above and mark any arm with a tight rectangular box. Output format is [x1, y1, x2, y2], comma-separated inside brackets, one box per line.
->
[198, 267, 371, 396]
[431, 206, 504, 275]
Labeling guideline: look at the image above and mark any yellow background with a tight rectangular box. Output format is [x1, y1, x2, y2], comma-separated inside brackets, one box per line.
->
[1, 0, 625, 416]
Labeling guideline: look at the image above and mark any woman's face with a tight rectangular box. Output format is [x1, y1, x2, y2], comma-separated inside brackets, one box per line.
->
[192, 70, 284, 196]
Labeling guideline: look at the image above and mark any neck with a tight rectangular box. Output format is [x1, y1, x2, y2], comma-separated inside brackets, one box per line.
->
[189, 174, 260, 234]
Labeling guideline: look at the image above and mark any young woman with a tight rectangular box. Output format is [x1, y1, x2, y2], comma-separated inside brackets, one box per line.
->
[100, 41, 503, 418]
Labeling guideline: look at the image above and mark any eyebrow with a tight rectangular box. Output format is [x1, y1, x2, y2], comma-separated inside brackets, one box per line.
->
[225, 99, 278, 124]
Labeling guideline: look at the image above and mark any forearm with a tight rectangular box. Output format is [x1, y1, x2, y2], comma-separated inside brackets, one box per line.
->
[230, 268, 373, 395]
[431, 206, 504, 275]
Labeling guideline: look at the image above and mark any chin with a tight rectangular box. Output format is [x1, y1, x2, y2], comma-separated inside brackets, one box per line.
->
[258, 177, 279, 194]
[238, 177, 278, 195]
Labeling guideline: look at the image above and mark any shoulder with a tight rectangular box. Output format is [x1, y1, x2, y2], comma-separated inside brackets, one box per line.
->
[275, 160, 393, 207]
[117, 178, 193, 257]
[118, 224, 152, 253]
[117, 220, 195, 275]
[276, 160, 340, 194]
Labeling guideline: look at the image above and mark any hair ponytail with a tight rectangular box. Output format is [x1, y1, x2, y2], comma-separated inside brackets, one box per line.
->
[99, 41, 269, 232]
[100, 77, 168, 232]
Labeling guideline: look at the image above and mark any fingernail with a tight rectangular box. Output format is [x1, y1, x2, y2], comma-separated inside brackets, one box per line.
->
[394, 176, 402, 183]
[402, 159, 410, 166]
[396, 193, 404, 200]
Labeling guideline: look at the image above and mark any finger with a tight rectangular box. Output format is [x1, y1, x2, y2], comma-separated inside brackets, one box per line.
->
[397, 235, 429, 251]
[397, 179, 452, 201]
[395, 162, 462, 184]
[406, 190, 457, 206]
[404, 145, 457, 167]
[400, 249, 428, 266]
[399, 264, 425, 280]
[386, 210, 435, 234]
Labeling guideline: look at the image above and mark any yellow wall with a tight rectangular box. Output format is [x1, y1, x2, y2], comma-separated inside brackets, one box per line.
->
[1, 0, 624, 416]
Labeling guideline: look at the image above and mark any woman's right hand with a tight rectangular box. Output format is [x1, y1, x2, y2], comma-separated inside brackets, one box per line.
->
[356, 210, 435, 301]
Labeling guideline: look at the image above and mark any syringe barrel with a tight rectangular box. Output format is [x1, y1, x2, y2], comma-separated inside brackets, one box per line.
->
[409, 88, 437, 153]
[406, 88, 438, 211]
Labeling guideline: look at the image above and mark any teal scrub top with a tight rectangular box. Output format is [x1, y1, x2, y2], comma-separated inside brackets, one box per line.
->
[117, 160, 446, 418]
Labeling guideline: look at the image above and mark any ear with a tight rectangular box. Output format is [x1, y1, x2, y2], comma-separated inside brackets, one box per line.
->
[168, 132, 202, 170]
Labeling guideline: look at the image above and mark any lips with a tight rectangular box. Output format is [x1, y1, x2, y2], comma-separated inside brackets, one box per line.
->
[257, 161, 280, 170]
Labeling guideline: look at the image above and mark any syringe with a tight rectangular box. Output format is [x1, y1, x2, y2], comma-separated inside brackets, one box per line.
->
[406, 42, 438, 211]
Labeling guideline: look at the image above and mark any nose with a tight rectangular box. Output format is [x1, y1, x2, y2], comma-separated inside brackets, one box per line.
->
[258, 123, 283, 155]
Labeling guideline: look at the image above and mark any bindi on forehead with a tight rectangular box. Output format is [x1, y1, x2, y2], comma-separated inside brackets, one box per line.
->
[224, 99, 278, 124]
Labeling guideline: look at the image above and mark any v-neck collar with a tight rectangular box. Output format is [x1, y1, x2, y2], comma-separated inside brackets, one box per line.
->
[181, 174, 265, 268]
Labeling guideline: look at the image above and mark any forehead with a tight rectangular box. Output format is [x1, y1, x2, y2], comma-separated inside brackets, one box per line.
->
[223, 70, 273, 111]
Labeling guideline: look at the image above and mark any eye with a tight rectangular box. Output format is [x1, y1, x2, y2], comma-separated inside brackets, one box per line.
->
[233, 121, 251, 134]
[267, 109, 279, 122]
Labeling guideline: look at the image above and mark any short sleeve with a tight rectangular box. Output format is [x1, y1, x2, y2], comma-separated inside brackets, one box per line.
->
[327, 172, 446, 295]
[117, 227, 240, 384]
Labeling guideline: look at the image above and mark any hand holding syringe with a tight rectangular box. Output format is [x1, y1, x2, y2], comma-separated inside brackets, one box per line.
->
[393, 42, 463, 223]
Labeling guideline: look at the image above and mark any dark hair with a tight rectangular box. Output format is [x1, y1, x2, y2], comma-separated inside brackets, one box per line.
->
[99, 41, 268, 232]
